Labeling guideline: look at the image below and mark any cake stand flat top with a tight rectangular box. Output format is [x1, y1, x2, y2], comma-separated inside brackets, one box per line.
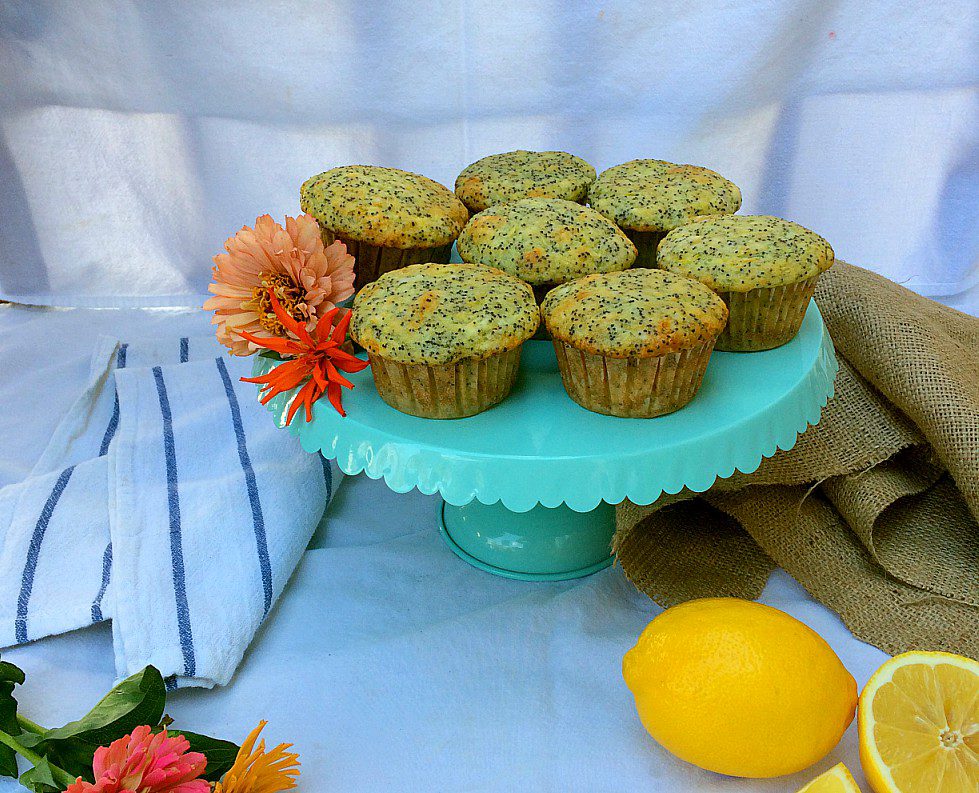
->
[256, 301, 837, 512]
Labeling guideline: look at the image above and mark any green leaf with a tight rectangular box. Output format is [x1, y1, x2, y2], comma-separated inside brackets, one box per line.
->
[14, 733, 43, 750]
[0, 662, 25, 688]
[170, 730, 240, 782]
[0, 746, 17, 780]
[19, 757, 63, 793]
[38, 740, 98, 782]
[43, 666, 166, 747]
[0, 661, 25, 778]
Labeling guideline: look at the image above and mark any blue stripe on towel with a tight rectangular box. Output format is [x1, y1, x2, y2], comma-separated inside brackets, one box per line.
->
[179, 337, 189, 363]
[153, 366, 196, 678]
[98, 343, 128, 457]
[16, 465, 75, 643]
[90, 542, 113, 623]
[216, 357, 273, 615]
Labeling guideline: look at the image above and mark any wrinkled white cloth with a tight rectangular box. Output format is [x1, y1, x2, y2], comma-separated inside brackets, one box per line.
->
[0, 1, 976, 308]
[0, 331, 338, 688]
[0, 475, 892, 793]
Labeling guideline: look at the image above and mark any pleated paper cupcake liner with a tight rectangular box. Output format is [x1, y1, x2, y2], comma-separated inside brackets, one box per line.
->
[552, 340, 715, 418]
[716, 276, 820, 351]
[368, 347, 523, 419]
[320, 230, 454, 290]
[622, 229, 667, 268]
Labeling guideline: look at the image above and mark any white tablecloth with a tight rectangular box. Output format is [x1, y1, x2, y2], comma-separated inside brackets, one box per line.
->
[0, 302, 902, 791]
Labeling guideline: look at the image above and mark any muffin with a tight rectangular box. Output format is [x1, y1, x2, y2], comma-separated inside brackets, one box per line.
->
[300, 165, 469, 289]
[541, 269, 728, 418]
[455, 150, 596, 214]
[456, 197, 637, 303]
[350, 263, 538, 418]
[587, 159, 741, 267]
[657, 215, 834, 351]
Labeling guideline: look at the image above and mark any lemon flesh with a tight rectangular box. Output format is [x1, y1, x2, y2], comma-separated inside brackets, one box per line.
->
[796, 762, 861, 793]
[858, 651, 978, 793]
[623, 598, 857, 778]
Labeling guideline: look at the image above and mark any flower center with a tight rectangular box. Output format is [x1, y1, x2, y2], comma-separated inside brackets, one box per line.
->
[249, 273, 307, 335]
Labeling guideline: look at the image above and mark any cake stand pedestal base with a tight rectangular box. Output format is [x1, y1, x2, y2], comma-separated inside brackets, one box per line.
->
[438, 500, 616, 582]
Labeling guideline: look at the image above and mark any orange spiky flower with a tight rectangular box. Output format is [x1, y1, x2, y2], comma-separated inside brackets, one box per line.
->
[238, 290, 368, 423]
[212, 721, 299, 793]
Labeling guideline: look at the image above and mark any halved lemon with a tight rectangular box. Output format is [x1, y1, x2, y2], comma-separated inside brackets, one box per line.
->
[858, 651, 978, 792]
[796, 762, 861, 792]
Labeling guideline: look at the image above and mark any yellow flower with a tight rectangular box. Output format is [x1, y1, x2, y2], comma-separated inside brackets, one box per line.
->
[213, 721, 300, 793]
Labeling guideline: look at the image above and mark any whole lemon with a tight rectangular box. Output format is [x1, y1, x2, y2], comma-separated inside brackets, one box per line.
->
[622, 598, 857, 778]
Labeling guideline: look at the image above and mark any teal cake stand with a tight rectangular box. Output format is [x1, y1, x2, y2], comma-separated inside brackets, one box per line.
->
[253, 302, 837, 582]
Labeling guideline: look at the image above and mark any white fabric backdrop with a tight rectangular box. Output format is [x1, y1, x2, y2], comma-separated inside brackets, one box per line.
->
[1, 0, 977, 308]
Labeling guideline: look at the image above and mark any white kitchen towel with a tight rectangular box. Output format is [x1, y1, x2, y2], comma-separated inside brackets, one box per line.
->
[0, 334, 338, 688]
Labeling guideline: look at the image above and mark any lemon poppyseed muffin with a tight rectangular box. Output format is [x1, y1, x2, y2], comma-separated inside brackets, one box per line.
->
[351, 263, 538, 418]
[541, 269, 727, 417]
[455, 150, 596, 213]
[587, 159, 741, 267]
[457, 197, 637, 297]
[301, 165, 469, 288]
[658, 214, 834, 351]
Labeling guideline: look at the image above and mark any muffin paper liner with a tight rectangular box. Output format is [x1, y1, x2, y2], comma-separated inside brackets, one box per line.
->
[552, 340, 715, 418]
[321, 230, 454, 289]
[622, 229, 667, 268]
[715, 276, 821, 351]
[368, 347, 523, 419]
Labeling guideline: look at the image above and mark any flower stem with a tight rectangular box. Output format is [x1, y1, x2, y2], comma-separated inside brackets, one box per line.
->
[15, 715, 45, 736]
[0, 729, 75, 788]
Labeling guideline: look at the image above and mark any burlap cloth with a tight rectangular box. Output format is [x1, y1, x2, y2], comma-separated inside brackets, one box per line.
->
[614, 262, 979, 657]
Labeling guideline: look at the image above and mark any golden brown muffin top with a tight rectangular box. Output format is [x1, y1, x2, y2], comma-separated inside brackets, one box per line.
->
[657, 214, 835, 292]
[541, 269, 728, 358]
[587, 159, 741, 233]
[300, 165, 469, 249]
[455, 150, 596, 213]
[456, 198, 637, 286]
[350, 263, 539, 365]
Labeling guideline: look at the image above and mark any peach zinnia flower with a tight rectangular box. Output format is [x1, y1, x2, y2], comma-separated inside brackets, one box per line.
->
[66, 726, 208, 793]
[204, 214, 356, 355]
[213, 721, 300, 793]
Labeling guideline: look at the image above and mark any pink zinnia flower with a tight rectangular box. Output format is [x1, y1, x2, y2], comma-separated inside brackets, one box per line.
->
[204, 213, 356, 356]
[66, 726, 208, 793]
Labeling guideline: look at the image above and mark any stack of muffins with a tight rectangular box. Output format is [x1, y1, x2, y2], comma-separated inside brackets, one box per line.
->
[299, 150, 834, 420]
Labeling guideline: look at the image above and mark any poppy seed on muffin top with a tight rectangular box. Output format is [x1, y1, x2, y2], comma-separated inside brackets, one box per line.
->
[351, 263, 539, 366]
[457, 197, 637, 286]
[587, 159, 741, 233]
[455, 150, 596, 213]
[301, 165, 469, 249]
[657, 214, 835, 292]
[541, 269, 728, 359]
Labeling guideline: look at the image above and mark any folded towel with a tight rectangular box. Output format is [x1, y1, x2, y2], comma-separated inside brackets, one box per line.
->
[0, 335, 338, 688]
